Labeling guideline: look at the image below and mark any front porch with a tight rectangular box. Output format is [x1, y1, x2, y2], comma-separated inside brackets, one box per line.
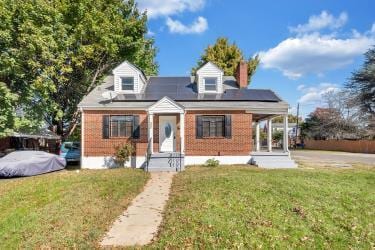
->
[251, 113, 297, 168]
[145, 97, 185, 172]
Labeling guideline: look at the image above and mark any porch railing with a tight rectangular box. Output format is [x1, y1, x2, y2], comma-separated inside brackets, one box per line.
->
[167, 139, 183, 172]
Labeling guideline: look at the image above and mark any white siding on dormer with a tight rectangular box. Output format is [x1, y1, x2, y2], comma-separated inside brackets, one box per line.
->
[112, 61, 145, 93]
[196, 62, 223, 94]
[138, 73, 147, 92]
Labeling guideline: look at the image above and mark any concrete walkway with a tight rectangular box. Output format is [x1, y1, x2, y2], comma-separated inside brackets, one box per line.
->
[101, 172, 175, 247]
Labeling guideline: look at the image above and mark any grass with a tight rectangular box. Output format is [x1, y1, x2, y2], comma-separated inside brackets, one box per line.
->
[152, 166, 375, 249]
[0, 168, 149, 249]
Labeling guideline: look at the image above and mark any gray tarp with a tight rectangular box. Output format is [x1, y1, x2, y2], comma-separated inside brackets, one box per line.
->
[0, 151, 66, 177]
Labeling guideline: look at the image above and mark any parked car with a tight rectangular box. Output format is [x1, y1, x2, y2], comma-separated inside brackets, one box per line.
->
[0, 151, 66, 177]
[60, 142, 81, 163]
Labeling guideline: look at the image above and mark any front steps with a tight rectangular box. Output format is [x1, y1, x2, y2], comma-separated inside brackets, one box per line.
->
[146, 153, 184, 172]
[251, 151, 298, 169]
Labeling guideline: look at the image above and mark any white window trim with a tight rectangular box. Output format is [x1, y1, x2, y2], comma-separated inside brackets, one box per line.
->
[120, 76, 135, 92]
[203, 77, 218, 93]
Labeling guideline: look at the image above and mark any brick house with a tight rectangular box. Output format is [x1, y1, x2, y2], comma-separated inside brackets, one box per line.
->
[78, 60, 294, 170]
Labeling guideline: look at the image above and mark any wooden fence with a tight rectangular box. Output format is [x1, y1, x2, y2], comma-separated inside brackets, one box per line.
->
[304, 139, 375, 154]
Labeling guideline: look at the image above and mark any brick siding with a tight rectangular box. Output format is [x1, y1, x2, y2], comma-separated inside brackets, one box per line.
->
[185, 110, 252, 156]
[83, 110, 148, 157]
[83, 110, 252, 157]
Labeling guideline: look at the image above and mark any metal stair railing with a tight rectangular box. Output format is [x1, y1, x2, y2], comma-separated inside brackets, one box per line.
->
[167, 140, 183, 172]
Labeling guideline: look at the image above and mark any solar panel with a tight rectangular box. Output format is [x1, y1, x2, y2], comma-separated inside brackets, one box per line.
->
[114, 77, 281, 102]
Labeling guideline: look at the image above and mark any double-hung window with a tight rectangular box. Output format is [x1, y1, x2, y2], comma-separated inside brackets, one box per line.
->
[202, 116, 225, 137]
[204, 77, 217, 91]
[110, 116, 134, 137]
[196, 115, 231, 139]
[121, 77, 134, 91]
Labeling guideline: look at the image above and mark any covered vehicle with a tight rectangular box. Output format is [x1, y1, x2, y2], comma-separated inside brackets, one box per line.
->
[0, 151, 66, 177]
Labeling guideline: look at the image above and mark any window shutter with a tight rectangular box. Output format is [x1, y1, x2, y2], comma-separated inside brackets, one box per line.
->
[225, 115, 232, 138]
[196, 115, 203, 138]
[132, 115, 140, 139]
[102, 115, 110, 139]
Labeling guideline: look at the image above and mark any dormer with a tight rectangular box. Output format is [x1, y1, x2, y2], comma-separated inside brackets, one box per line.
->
[112, 61, 147, 93]
[196, 62, 224, 94]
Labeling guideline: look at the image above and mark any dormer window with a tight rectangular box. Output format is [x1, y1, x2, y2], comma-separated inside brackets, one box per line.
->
[121, 77, 134, 91]
[196, 62, 223, 94]
[204, 77, 217, 91]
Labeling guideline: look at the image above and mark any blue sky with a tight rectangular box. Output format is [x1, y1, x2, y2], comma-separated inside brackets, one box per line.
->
[137, 0, 375, 118]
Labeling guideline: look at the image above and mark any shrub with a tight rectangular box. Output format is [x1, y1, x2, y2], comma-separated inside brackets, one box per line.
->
[204, 158, 220, 167]
[114, 143, 135, 167]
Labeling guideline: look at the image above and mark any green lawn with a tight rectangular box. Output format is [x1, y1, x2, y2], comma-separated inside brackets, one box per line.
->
[153, 166, 375, 249]
[0, 168, 149, 249]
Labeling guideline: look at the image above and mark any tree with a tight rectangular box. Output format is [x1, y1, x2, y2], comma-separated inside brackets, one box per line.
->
[0, 0, 158, 139]
[0, 83, 17, 137]
[346, 46, 375, 138]
[192, 37, 259, 84]
[272, 130, 283, 142]
[272, 114, 302, 123]
[301, 107, 357, 140]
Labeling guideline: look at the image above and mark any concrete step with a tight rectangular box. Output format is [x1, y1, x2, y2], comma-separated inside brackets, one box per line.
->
[252, 155, 297, 169]
[147, 168, 179, 172]
[255, 162, 298, 168]
[145, 152, 184, 172]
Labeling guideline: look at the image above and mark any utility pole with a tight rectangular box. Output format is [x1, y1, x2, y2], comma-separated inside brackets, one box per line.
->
[295, 103, 300, 148]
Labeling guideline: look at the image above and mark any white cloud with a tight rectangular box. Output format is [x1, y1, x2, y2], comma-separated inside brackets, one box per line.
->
[258, 11, 375, 79]
[259, 33, 374, 79]
[166, 16, 208, 34]
[297, 83, 340, 104]
[147, 29, 155, 36]
[137, 0, 205, 19]
[297, 84, 305, 91]
[289, 11, 348, 35]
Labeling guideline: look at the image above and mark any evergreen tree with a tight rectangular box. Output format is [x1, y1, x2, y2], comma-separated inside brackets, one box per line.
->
[192, 37, 259, 85]
[346, 46, 375, 138]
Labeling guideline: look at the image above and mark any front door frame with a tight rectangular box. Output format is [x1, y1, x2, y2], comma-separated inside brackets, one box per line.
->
[147, 96, 186, 154]
[159, 115, 177, 152]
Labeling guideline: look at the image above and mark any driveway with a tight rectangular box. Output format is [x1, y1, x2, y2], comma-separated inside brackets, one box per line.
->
[291, 150, 375, 166]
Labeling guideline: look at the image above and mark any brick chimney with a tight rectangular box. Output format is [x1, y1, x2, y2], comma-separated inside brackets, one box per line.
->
[235, 60, 248, 88]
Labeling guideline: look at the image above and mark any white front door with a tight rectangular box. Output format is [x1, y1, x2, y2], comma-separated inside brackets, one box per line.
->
[159, 116, 176, 152]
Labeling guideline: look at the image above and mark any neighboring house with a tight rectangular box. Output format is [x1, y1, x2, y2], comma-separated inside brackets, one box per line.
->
[0, 128, 61, 157]
[270, 123, 300, 148]
[78, 60, 293, 169]
[273, 123, 301, 140]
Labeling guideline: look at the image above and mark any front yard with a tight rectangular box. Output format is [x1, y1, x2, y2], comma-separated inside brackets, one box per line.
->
[0, 165, 374, 248]
[0, 168, 149, 249]
[153, 166, 375, 248]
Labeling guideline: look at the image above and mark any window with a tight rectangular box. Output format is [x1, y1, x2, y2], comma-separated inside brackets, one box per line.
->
[110, 116, 134, 137]
[121, 77, 134, 91]
[202, 116, 225, 137]
[204, 77, 217, 91]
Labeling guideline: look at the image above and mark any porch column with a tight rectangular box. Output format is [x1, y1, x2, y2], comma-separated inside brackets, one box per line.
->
[267, 119, 272, 152]
[255, 122, 260, 151]
[283, 114, 289, 152]
[180, 112, 185, 154]
[148, 113, 154, 154]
